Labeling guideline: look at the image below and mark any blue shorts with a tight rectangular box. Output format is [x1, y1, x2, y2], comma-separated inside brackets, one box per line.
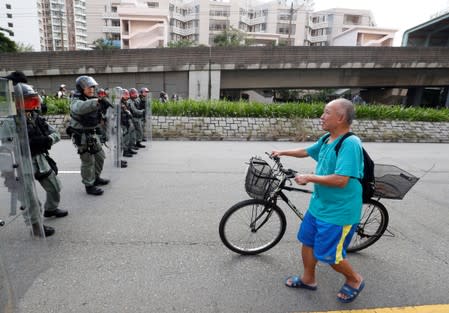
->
[297, 211, 357, 264]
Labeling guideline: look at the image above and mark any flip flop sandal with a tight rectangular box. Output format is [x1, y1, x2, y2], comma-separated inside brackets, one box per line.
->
[337, 280, 365, 303]
[285, 275, 317, 290]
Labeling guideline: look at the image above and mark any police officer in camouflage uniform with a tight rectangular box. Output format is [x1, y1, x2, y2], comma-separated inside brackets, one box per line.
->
[22, 84, 68, 220]
[4, 72, 61, 236]
[138, 87, 149, 141]
[128, 88, 145, 148]
[120, 89, 136, 158]
[68, 76, 109, 196]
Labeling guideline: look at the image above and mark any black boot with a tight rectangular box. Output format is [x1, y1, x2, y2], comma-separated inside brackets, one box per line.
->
[32, 223, 55, 237]
[136, 141, 146, 148]
[121, 160, 128, 168]
[44, 208, 68, 218]
[86, 185, 104, 195]
[94, 177, 110, 186]
[127, 149, 137, 154]
[123, 151, 133, 157]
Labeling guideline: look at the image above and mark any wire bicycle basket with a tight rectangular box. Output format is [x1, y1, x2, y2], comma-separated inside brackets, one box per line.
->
[373, 164, 419, 200]
[245, 157, 281, 200]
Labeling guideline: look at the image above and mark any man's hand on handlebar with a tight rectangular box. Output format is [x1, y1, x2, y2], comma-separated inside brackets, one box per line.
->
[295, 174, 311, 185]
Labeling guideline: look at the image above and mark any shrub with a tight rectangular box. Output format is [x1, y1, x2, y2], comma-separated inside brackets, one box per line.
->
[45, 96, 70, 114]
[152, 100, 449, 122]
[44, 97, 449, 122]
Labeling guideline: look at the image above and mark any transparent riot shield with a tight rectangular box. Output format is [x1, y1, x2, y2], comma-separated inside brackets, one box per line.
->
[106, 87, 123, 168]
[0, 79, 49, 312]
[144, 92, 152, 147]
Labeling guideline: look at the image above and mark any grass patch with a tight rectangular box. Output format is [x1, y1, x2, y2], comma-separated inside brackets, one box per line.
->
[153, 100, 449, 122]
[43, 97, 449, 122]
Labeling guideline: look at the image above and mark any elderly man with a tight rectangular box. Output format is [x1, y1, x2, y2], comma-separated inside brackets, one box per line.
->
[272, 98, 365, 303]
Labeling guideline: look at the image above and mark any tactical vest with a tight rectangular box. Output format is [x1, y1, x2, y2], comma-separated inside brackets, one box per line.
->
[71, 94, 100, 127]
[27, 114, 51, 156]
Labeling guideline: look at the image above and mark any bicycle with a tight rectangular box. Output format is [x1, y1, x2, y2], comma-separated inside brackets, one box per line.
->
[219, 153, 419, 255]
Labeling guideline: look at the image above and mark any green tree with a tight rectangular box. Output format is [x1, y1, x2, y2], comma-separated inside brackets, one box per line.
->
[213, 26, 247, 47]
[92, 38, 118, 50]
[168, 39, 196, 48]
[16, 42, 34, 52]
[0, 31, 17, 52]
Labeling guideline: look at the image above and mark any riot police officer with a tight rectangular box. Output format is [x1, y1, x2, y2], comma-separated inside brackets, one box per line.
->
[128, 88, 145, 148]
[120, 89, 136, 158]
[138, 87, 150, 142]
[22, 84, 68, 220]
[68, 76, 109, 196]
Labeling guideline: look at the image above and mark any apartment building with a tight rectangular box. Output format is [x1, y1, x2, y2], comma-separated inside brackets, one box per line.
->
[91, 0, 397, 49]
[0, 0, 41, 51]
[85, 0, 313, 49]
[87, 0, 125, 48]
[0, 0, 88, 51]
[40, 0, 88, 51]
[2, 0, 395, 51]
[304, 7, 396, 47]
[332, 26, 396, 46]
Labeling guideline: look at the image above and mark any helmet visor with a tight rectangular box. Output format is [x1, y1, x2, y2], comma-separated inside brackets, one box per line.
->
[24, 94, 41, 111]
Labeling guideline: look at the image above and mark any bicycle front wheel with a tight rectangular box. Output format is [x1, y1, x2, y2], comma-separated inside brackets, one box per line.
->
[347, 199, 389, 253]
[219, 199, 287, 255]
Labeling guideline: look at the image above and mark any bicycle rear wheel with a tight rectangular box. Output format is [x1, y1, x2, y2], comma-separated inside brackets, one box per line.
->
[347, 199, 389, 252]
[219, 199, 287, 255]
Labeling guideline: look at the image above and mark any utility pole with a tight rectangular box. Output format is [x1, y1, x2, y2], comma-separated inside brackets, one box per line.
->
[287, 2, 295, 46]
[59, 3, 64, 51]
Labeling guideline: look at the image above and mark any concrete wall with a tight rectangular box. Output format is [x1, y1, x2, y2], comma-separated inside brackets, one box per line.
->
[46, 114, 449, 143]
[2, 46, 448, 105]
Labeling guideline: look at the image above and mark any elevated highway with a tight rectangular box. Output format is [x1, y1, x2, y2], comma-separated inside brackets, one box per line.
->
[1, 46, 448, 105]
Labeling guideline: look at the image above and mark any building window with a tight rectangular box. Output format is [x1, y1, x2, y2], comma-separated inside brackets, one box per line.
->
[344, 14, 361, 25]
[210, 9, 229, 17]
[7, 13, 12, 18]
[8, 22, 13, 27]
[6, 4, 11, 9]
[111, 6, 117, 13]
[147, 2, 159, 8]
[278, 27, 289, 34]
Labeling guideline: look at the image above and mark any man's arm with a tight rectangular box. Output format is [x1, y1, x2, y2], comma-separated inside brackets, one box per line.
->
[295, 173, 350, 188]
[272, 147, 309, 158]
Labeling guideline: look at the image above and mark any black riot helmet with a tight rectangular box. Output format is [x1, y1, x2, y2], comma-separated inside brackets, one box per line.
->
[4, 71, 28, 86]
[75, 75, 98, 93]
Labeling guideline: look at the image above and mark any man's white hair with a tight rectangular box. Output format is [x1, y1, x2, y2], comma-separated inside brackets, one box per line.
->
[332, 98, 355, 125]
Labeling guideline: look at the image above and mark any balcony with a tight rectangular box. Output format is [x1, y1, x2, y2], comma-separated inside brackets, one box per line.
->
[103, 26, 121, 33]
[240, 15, 266, 26]
[102, 12, 119, 20]
[307, 34, 328, 43]
[308, 21, 328, 30]
[171, 12, 198, 22]
[170, 26, 198, 36]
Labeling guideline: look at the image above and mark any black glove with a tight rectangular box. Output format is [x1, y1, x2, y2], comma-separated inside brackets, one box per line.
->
[30, 136, 52, 154]
[98, 99, 112, 112]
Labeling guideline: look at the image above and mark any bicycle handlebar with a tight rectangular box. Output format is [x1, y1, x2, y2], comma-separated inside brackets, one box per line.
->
[265, 152, 298, 179]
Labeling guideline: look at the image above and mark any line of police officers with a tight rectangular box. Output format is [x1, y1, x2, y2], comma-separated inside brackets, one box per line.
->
[3, 72, 150, 237]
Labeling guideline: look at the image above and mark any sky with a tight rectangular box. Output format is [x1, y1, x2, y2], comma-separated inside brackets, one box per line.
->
[267, 0, 449, 45]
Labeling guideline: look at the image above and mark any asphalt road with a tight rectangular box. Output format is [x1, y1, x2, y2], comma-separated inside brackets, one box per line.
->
[1, 140, 449, 313]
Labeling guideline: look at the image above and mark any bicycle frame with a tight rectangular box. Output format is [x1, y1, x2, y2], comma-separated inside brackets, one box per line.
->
[264, 171, 313, 221]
